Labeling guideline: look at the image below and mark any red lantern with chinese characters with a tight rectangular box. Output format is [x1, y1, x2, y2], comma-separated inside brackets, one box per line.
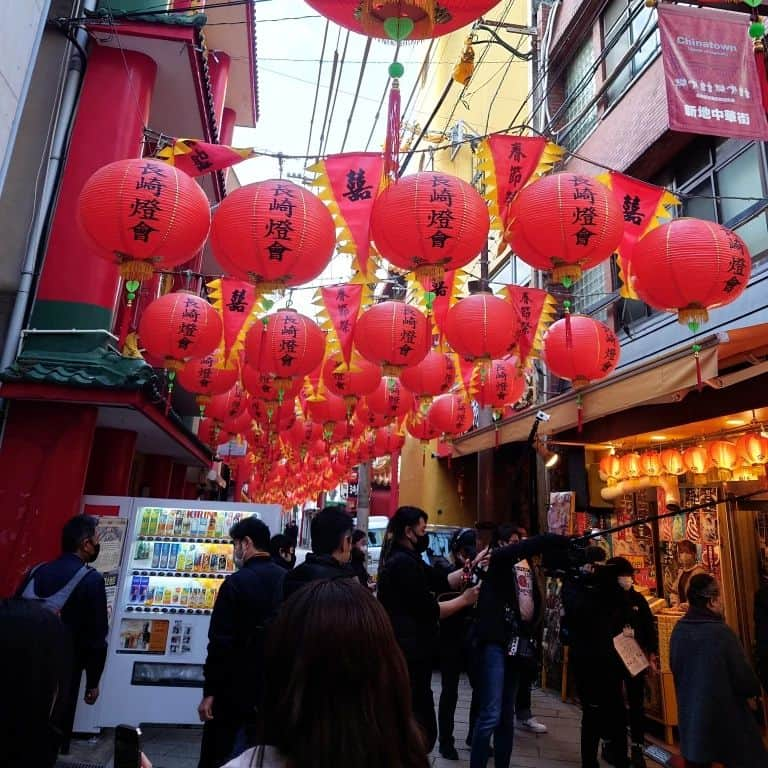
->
[444, 292, 519, 361]
[364, 378, 414, 422]
[406, 411, 441, 442]
[370, 171, 489, 281]
[197, 417, 220, 446]
[619, 452, 642, 479]
[353, 400, 391, 430]
[599, 454, 621, 483]
[682, 445, 711, 474]
[631, 219, 751, 329]
[322, 353, 382, 407]
[542, 315, 620, 389]
[242, 366, 302, 406]
[640, 451, 663, 477]
[221, 409, 253, 440]
[139, 291, 222, 369]
[506, 173, 623, 286]
[354, 300, 430, 375]
[306, 390, 349, 432]
[736, 432, 768, 465]
[249, 399, 296, 432]
[78, 159, 211, 281]
[398, 349, 456, 408]
[708, 440, 738, 473]
[207, 383, 248, 423]
[474, 358, 526, 410]
[256, 310, 326, 378]
[428, 393, 474, 436]
[303, 1, 500, 40]
[178, 355, 239, 414]
[210, 179, 336, 292]
[373, 426, 406, 457]
[660, 448, 686, 475]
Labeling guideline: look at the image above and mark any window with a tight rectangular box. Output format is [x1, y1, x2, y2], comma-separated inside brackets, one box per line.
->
[602, 0, 660, 105]
[561, 40, 597, 150]
[572, 264, 609, 321]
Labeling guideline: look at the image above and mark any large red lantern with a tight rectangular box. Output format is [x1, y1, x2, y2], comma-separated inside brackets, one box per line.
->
[207, 383, 248, 423]
[353, 400, 391, 429]
[373, 426, 406, 456]
[444, 292, 519, 361]
[542, 315, 620, 389]
[370, 171, 489, 281]
[197, 417, 220, 446]
[210, 180, 335, 292]
[256, 309, 326, 380]
[399, 349, 456, 407]
[660, 448, 686, 475]
[506, 173, 623, 286]
[708, 440, 738, 474]
[599, 454, 621, 483]
[354, 300, 430, 375]
[139, 291, 222, 368]
[322, 353, 382, 406]
[736, 432, 768, 466]
[682, 445, 711, 474]
[428, 393, 474, 436]
[640, 451, 663, 478]
[78, 159, 211, 281]
[303, 1, 500, 40]
[306, 390, 349, 431]
[178, 355, 239, 414]
[474, 358, 526, 410]
[619, 452, 642, 479]
[406, 411, 441, 442]
[631, 218, 751, 329]
[364, 378, 415, 422]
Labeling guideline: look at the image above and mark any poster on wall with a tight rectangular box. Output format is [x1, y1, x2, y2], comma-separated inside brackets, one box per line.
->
[169, 619, 195, 655]
[548, 492, 575, 534]
[92, 516, 128, 625]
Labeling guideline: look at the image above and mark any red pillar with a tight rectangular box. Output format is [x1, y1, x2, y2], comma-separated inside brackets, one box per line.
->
[143, 455, 174, 498]
[208, 51, 231, 129]
[220, 107, 236, 145]
[31, 45, 157, 332]
[0, 401, 97, 595]
[85, 428, 137, 496]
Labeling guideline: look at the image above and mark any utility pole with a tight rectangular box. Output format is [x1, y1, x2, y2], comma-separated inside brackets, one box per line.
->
[356, 461, 371, 536]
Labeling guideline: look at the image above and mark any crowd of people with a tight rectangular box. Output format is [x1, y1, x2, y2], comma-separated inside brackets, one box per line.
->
[1, 507, 767, 768]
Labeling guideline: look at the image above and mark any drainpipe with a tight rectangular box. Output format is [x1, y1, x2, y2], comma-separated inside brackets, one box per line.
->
[0, 0, 97, 374]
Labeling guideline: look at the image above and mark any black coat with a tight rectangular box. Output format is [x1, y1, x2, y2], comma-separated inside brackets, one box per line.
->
[377, 544, 449, 663]
[16, 553, 108, 688]
[670, 608, 766, 766]
[617, 587, 658, 655]
[282, 553, 354, 600]
[203, 555, 285, 717]
[473, 534, 567, 647]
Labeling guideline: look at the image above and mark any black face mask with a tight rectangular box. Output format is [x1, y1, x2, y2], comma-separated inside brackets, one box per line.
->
[86, 542, 100, 564]
[413, 533, 430, 554]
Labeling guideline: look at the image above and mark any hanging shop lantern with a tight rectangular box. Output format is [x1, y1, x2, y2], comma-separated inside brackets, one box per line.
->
[599, 454, 621, 484]
[473, 358, 526, 411]
[639, 451, 663, 478]
[505, 173, 623, 287]
[443, 292, 519, 361]
[197, 417, 220, 446]
[370, 171, 489, 282]
[322, 352, 382, 407]
[619, 452, 642, 479]
[682, 445, 712, 475]
[242, 366, 302, 406]
[305, 390, 349, 438]
[138, 291, 222, 370]
[178, 355, 239, 415]
[78, 158, 211, 281]
[210, 179, 336, 292]
[373, 425, 406, 457]
[398, 349, 456, 409]
[207, 383, 248, 424]
[542, 315, 620, 389]
[353, 400, 391, 430]
[736, 432, 768, 466]
[428, 392, 474, 436]
[406, 411, 441, 441]
[302, 1, 500, 40]
[660, 448, 686, 475]
[353, 300, 430, 375]
[708, 440, 739, 475]
[364, 377, 415, 423]
[631, 219, 751, 330]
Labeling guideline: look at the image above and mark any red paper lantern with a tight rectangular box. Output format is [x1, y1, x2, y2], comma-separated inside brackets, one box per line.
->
[249, 399, 296, 432]
[370, 171, 489, 280]
[474, 358, 526, 410]
[306, 390, 349, 429]
[354, 300, 430, 375]
[242, 366, 302, 406]
[207, 383, 248, 423]
[398, 349, 456, 407]
[406, 411, 440, 442]
[428, 393, 474, 436]
[708, 440, 738, 472]
[178, 356, 239, 413]
[256, 309, 327, 381]
[78, 159, 211, 281]
[322, 353, 382, 404]
[138, 291, 222, 368]
[221, 409, 253, 439]
[444, 292, 519, 361]
[599, 454, 621, 481]
[210, 179, 335, 292]
[506, 173, 623, 286]
[542, 315, 620, 389]
[303, 1, 500, 40]
[640, 451, 663, 477]
[660, 448, 686, 475]
[197, 417, 220, 446]
[373, 426, 406, 456]
[619, 452, 642, 479]
[353, 400, 391, 430]
[631, 218, 751, 329]
[682, 445, 711, 474]
[736, 432, 768, 465]
[364, 378, 414, 422]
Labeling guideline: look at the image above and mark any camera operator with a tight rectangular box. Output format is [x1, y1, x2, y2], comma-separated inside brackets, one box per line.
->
[469, 531, 570, 768]
[561, 547, 630, 768]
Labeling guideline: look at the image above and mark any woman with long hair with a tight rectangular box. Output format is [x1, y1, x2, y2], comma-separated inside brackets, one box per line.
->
[223, 578, 431, 768]
[377, 506, 481, 753]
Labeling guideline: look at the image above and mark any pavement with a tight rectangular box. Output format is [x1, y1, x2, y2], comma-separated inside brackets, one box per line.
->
[59, 674, 668, 768]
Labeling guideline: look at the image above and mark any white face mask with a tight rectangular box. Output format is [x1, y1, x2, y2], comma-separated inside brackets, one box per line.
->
[618, 576, 633, 591]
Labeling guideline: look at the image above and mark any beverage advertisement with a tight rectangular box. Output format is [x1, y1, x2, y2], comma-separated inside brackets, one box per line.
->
[117, 618, 170, 654]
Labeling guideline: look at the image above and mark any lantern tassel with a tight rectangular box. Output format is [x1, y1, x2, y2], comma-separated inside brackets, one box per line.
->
[577, 392, 583, 433]
[564, 299, 573, 349]
[422, 444, 426, 467]
[383, 78, 401, 185]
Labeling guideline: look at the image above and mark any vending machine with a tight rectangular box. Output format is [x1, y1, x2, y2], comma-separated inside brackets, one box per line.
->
[78, 496, 280, 728]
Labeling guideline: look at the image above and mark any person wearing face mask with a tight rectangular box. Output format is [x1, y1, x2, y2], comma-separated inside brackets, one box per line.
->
[605, 557, 659, 768]
[378, 506, 483, 753]
[198, 517, 285, 768]
[669, 539, 708, 609]
[16, 514, 108, 757]
[350, 529, 373, 590]
[671, 574, 767, 768]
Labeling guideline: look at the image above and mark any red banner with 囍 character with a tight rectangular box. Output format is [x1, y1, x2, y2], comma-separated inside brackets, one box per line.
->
[321, 283, 363, 367]
[206, 278, 258, 369]
[658, 4, 768, 141]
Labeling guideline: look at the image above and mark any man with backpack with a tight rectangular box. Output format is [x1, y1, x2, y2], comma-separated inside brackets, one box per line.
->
[16, 514, 109, 755]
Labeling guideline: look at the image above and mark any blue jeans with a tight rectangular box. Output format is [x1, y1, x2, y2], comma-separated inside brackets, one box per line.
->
[470, 643, 522, 768]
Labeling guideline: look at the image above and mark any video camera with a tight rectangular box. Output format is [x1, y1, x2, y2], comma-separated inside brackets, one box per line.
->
[540, 536, 607, 578]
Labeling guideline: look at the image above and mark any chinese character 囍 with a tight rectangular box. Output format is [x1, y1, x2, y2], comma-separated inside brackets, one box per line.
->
[227, 289, 247, 313]
[342, 169, 373, 202]
[622, 195, 645, 225]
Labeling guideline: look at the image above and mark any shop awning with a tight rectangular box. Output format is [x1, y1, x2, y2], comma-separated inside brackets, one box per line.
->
[451, 334, 723, 456]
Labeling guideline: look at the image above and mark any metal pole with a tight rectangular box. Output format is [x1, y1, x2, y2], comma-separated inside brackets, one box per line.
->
[356, 461, 371, 536]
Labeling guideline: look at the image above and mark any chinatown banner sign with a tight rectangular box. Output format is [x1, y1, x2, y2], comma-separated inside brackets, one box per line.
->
[503, 285, 556, 365]
[658, 4, 768, 141]
[320, 283, 363, 367]
[156, 138, 256, 176]
[206, 278, 259, 369]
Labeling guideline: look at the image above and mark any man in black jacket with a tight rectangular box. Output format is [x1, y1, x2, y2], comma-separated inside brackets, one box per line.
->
[16, 514, 108, 756]
[470, 533, 569, 768]
[197, 517, 285, 768]
[283, 507, 355, 599]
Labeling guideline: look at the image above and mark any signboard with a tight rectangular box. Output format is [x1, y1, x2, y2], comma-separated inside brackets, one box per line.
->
[117, 618, 170, 654]
[658, 4, 768, 140]
[92, 516, 128, 625]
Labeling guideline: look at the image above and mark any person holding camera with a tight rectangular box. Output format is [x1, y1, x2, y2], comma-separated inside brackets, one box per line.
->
[469, 531, 570, 768]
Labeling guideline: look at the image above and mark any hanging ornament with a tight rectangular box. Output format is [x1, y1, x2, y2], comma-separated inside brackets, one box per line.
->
[364, 377, 415, 423]
[682, 445, 712, 475]
[599, 454, 621, 485]
[473, 358, 526, 411]
[443, 291, 519, 361]
[207, 383, 249, 425]
[639, 451, 663, 478]
[708, 440, 739, 478]
[736, 432, 768, 466]
[660, 448, 686, 476]
[427, 392, 474, 436]
[399, 349, 456, 410]
[177, 354, 239, 415]
[322, 352, 382, 418]
[619, 452, 642, 479]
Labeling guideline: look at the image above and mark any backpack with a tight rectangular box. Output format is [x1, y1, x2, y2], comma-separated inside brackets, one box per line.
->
[20, 563, 91, 615]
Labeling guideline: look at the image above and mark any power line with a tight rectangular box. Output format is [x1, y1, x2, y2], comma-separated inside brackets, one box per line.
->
[303, 19, 330, 164]
[340, 37, 372, 153]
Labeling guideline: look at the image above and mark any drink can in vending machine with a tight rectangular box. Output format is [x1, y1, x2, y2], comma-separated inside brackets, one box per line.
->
[129, 576, 141, 603]
[138, 576, 149, 604]
[151, 543, 162, 569]
[159, 543, 171, 569]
